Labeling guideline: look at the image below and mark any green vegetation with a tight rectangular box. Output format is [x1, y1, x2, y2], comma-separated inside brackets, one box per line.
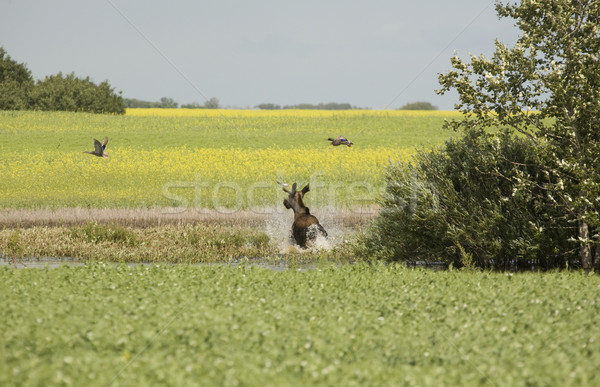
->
[124, 97, 179, 108]
[370, 0, 600, 270]
[0, 110, 456, 152]
[255, 103, 281, 110]
[284, 102, 355, 110]
[125, 96, 223, 109]
[360, 129, 575, 269]
[399, 101, 438, 110]
[0, 47, 124, 114]
[180, 97, 221, 109]
[0, 48, 33, 110]
[1, 264, 598, 386]
[256, 102, 357, 110]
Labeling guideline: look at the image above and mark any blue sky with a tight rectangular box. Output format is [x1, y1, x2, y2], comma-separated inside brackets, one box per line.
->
[0, 0, 519, 109]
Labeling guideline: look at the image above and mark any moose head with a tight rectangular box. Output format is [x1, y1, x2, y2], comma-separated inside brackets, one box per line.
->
[281, 182, 327, 248]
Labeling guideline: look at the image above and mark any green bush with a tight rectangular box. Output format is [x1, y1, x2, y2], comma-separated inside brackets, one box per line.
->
[1, 47, 124, 114]
[360, 129, 576, 269]
[30, 72, 125, 114]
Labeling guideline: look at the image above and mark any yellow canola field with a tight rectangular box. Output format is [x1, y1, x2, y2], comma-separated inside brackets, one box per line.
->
[1, 146, 410, 209]
[2, 109, 455, 209]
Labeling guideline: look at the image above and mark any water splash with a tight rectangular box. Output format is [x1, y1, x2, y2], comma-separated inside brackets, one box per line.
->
[265, 207, 353, 253]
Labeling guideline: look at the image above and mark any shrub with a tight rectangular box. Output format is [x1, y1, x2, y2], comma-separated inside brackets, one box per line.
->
[30, 72, 125, 114]
[360, 129, 576, 269]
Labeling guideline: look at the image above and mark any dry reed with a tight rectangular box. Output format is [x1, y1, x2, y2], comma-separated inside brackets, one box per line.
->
[0, 207, 377, 228]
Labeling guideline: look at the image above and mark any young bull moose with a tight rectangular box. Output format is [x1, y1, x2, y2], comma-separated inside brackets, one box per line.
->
[282, 182, 328, 248]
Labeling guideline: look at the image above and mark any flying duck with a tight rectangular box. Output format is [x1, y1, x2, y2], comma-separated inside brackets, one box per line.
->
[328, 136, 353, 147]
[83, 137, 109, 158]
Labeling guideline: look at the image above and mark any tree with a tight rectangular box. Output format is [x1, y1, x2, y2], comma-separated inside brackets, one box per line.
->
[124, 98, 158, 108]
[359, 128, 573, 269]
[204, 97, 220, 109]
[0, 47, 34, 110]
[399, 101, 438, 110]
[159, 97, 178, 108]
[181, 102, 203, 109]
[437, 0, 600, 271]
[282, 102, 354, 110]
[31, 72, 125, 114]
[256, 103, 281, 110]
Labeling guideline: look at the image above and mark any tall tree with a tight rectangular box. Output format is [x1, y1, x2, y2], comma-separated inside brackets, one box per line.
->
[437, 0, 600, 270]
[0, 47, 34, 110]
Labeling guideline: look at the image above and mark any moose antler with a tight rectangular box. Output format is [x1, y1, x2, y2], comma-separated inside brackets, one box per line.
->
[277, 180, 291, 193]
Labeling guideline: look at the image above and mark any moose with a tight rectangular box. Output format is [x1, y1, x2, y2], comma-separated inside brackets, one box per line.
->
[281, 182, 328, 248]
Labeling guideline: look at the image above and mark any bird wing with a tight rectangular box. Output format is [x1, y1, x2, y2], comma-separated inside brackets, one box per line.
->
[93, 139, 103, 154]
[101, 137, 108, 150]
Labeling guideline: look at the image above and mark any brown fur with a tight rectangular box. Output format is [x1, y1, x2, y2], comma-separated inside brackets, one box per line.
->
[282, 183, 327, 248]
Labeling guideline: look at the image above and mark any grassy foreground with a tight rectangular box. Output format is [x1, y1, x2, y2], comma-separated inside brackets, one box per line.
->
[1, 264, 598, 386]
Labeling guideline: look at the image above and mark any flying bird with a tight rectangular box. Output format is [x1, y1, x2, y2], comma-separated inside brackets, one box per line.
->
[83, 137, 109, 158]
[328, 136, 353, 147]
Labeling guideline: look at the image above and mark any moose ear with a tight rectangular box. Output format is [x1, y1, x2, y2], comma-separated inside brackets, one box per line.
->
[301, 184, 310, 194]
[291, 183, 297, 193]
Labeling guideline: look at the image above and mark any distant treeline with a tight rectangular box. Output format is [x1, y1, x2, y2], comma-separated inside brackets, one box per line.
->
[124, 97, 220, 109]
[256, 102, 357, 110]
[398, 101, 438, 110]
[0, 47, 125, 114]
[258, 101, 438, 110]
[125, 100, 367, 110]
[2, 47, 439, 114]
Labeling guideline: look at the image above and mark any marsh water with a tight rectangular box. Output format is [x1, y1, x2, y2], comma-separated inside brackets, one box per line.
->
[0, 255, 316, 271]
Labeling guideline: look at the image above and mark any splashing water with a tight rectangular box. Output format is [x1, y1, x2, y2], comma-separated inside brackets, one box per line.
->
[265, 207, 353, 253]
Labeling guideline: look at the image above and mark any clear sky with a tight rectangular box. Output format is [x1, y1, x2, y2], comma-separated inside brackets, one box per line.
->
[0, 0, 519, 110]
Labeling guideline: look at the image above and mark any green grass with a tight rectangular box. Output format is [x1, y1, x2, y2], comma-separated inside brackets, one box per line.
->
[1, 264, 598, 386]
[0, 110, 457, 151]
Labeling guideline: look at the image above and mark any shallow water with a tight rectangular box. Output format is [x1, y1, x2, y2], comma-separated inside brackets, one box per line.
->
[265, 209, 355, 253]
[0, 256, 86, 269]
[0, 256, 319, 272]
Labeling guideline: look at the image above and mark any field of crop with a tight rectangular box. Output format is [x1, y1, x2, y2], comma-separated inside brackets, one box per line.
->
[1, 263, 598, 386]
[0, 109, 459, 209]
[2, 109, 598, 387]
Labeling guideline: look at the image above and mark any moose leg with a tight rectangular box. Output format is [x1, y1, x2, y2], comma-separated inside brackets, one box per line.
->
[292, 226, 308, 249]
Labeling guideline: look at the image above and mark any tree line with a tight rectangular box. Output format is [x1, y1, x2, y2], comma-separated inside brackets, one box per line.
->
[255, 101, 436, 110]
[0, 47, 125, 114]
[124, 97, 221, 109]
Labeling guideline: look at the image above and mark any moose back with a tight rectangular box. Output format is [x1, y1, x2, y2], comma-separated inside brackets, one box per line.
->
[282, 182, 327, 248]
